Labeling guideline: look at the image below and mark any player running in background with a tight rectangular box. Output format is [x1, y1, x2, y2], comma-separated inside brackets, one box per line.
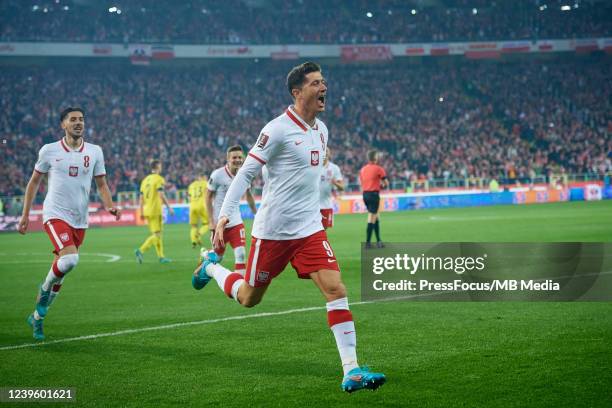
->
[18, 107, 121, 340]
[187, 174, 209, 248]
[135, 159, 174, 264]
[359, 150, 388, 248]
[319, 147, 344, 229]
[192, 62, 385, 393]
[203, 145, 257, 276]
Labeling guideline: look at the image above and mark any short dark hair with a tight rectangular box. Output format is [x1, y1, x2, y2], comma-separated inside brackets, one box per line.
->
[368, 150, 378, 162]
[286, 61, 322, 97]
[150, 159, 161, 171]
[226, 145, 244, 155]
[59, 107, 84, 123]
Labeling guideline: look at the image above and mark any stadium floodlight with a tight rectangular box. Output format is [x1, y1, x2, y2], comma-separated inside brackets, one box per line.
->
[63, 5, 69, 10]
[43, 7, 48, 13]
[472, 8, 478, 15]
[366, 12, 373, 18]
[116, 9, 122, 14]
[439, 97, 444, 102]
[573, 3, 579, 8]
[411, 9, 417, 15]
[32, 5, 39, 11]
[561, 5, 571, 11]
[387, 10, 392, 15]
[108, 6, 117, 13]
[539, 5, 547, 11]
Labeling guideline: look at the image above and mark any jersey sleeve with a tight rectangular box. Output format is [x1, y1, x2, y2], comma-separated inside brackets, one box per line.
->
[247, 123, 283, 164]
[34, 145, 50, 174]
[93, 146, 106, 177]
[379, 166, 387, 179]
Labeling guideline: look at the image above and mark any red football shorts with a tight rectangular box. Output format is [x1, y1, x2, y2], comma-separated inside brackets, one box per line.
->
[213, 223, 246, 255]
[44, 219, 86, 255]
[320, 208, 334, 229]
[244, 230, 340, 287]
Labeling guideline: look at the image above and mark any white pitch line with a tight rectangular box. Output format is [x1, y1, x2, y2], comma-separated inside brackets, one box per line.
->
[3, 270, 611, 351]
[0, 303, 366, 351]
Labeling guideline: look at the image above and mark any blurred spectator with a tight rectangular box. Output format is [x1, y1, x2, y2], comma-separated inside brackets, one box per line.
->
[0, 0, 610, 45]
[0, 58, 610, 197]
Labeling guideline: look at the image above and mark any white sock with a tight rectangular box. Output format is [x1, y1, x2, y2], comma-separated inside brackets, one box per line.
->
[206, 263, 233, 292]
[327, 297, 359, 375]
[206, 263, 244, 300]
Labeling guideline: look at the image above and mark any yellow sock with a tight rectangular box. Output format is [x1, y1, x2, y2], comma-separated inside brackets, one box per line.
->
[190, 225, 199, 245]
[155, 235, 164, 258]
[140, 235, 157, 253]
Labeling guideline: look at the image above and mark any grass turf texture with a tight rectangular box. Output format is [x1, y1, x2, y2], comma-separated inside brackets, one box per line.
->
[1, 201, 611, 407]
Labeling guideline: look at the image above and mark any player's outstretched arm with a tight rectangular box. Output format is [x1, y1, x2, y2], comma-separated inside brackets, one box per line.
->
[18, 170, 44, 234]
[95, 175, 122, 220]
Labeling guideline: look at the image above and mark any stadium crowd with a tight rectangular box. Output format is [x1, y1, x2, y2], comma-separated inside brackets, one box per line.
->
[1, 58, 610, 199]
[1, 0, 610, 44]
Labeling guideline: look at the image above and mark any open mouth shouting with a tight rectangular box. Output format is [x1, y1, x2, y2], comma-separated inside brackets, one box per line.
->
[317, 94, 326, 109]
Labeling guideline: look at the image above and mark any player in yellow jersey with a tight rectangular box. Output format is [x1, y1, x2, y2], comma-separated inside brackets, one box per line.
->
[135, 159, 174, 264]
[188, 174, 209, 248]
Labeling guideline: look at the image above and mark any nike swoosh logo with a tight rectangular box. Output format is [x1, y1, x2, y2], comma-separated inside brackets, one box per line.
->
[328, 259, 336, 263]
[295, 140, 304, 145]
[55, 159, 63, 162]
[343, 331, 355, 335]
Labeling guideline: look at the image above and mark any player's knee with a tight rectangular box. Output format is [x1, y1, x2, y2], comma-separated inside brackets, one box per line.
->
[58, 253, 79, 274]
[325, 281, 347, 300]
[233, 246, 246, 264]
[239, 293, 262, 308]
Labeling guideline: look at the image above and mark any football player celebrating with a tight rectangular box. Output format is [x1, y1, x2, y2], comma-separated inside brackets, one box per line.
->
[18, 107, 121, 340]
[192, 62, 386, 393]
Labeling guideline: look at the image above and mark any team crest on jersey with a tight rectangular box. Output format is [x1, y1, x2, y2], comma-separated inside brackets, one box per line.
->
[60, 232, 69, 242]
[256, 133, 269, 149]
[69, 166, 79, 177]
[311, 150, 320, 166]
[256, 270, 270, 283]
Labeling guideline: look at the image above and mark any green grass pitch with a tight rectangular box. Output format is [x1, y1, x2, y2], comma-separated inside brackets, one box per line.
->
[1, 201, 611, 407]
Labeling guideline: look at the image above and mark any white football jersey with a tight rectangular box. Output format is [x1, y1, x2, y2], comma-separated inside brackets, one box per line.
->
[34, 138, 106, 228]
[208, 165, 244, 229]
[319, 161, 343, 210]
[219, 105, 327, 240]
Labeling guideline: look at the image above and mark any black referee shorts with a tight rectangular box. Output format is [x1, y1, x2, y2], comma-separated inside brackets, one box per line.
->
[362, 191, 380, 214]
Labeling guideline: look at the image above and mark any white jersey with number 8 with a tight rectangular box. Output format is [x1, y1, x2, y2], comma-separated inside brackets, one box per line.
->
[34, 138, 106, 229]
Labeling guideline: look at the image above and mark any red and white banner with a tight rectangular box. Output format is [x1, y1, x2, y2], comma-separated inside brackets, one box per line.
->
[271, 46, 299, 60]
[430, 44, 450, 56]
[205, 46, 252, 57]
[152, 44, 175, 59]
[129, 44, 151, 65]
[92, 44, 112, 55]
[501, 41, 531, 53]
[465, 42, 501, 59]
[341, 45, 393, 62]
[573, 39, 598, 53]
[405, 46, 425, 56]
